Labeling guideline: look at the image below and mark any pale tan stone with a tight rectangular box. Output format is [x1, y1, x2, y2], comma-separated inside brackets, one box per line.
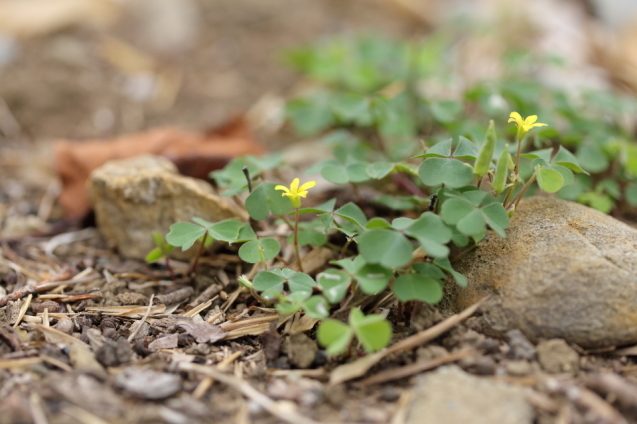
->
[88, 154, 245, 260]
[451, 196, 637, 348]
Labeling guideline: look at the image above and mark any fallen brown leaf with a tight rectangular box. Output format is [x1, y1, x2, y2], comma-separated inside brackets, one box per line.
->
[54, 117, 265, 219]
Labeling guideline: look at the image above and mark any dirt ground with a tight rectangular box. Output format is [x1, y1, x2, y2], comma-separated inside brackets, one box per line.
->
[4, 1, 637, 424]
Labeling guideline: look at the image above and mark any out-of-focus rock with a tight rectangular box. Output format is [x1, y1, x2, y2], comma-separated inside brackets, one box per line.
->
[406, 366, 533, 424]
[88, 154, 245, 260]
[451, 196, 637, 348]
[536, 339, 579, 375]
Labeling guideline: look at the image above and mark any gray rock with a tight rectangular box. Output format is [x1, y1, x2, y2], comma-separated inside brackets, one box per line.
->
[114, 368, 182, 400]
[536, 339, 579, 374]
[506, 329, 536, 361]
[451, 196, 637, 348]
[285, 332, 317, 369]
[88, 155, 245, 260]
[406, 366, 533, 424]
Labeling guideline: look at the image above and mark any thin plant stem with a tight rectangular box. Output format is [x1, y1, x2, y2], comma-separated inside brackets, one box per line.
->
[293, 208, 303, 273]
[188, 232, 208, 280]
[164, 257, 175, 280]
[508, 172, 537, 210]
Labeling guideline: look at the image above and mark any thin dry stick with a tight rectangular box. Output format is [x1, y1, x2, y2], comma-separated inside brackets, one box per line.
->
[12, 294, 32, 328]
[177, 362, 324, 424]
[359, 349, 474, 386]
[329, 296, 489, 385]
[128, 294, 154, 342]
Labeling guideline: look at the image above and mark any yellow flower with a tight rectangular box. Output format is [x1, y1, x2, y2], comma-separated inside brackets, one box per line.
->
[275, 178, 316, 208]
[508, 111, 547, 140]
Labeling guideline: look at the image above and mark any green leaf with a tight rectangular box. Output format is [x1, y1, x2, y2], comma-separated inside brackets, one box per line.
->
[357, 229, 413, 268]
[303, 296, 330, 319]
[275, 291, 311, 315]
[453, 137, 480, 160]
[334, 203, 368, 227]
[536, 166, 564, 193]
[434, 257, 467, 286]
[238, 238, 281, 263]
[403, 213, 452, 258]
[236, 223, 258, 242]
[366, 162, 395, 179]
[321, 164, 349, 184]
[166, 222, 206, 250]
[412, 262, 446, 279]
[440, 198, 474, 225]
[295, 230, 328, 247]
[346, 161, 371, 183]
[317, 269, 351, 303]
[287, 96, 334, 136]
[578, 191, 613, 214]
[415, 138, 453, 158]
[577, 145, 609, 173]
[288, 272, 317, 294]
[208, 220, 244, 242]
[349, 309, 392, 354]
[331, 256, 365, 274]
[366, 217, 392, 229]
[481, 203, 509, 237]
[552, 146, 586, 174]
[317, 319, 353, 355]
[456, 209, 486, 237]
[252, 271, 285, 299]
[145, 248, 165, 263]
[626, 183, 637, 207]
[393, 274, 443, 303]
[245, 183, 293, 220]
[431, 100, 462, 123]
[298, 198, 336, 215]
[330, 93, 371, 123]
[355, 263, 392, 294]
[418, 158, 474, 188]
[151, 231, 165, 247]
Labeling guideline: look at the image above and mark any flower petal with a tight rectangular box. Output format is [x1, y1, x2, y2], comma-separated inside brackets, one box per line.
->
[532, 123, 547, 128]
[289, 178, 300, 193]
[508, 111, 522, 122]
[275, 185, 290, 194]
[299, 181, 317, 191]
[525, 115, 538, 125]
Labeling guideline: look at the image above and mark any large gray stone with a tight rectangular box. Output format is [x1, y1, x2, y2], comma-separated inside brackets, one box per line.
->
[406, 366, 533, 424]
[451, 196, 637, 348]
[88, 154, 245, 260]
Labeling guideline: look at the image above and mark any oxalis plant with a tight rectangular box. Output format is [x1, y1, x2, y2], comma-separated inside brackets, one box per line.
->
[146, 110, 586, 356]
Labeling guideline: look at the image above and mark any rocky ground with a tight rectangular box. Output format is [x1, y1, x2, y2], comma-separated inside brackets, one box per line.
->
[5, 1, 637, 424]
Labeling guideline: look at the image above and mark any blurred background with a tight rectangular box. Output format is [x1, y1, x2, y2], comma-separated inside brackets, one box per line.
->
[1, 0, 637, 141]
[4, 0, 637, 224]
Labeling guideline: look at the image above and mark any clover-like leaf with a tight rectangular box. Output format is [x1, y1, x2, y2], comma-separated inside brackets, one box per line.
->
[418, 158, 474, 188]
[238, 238, 281, 263]
[349, 309, 392, 354]
[275, 291, 312, 315]
[536, 166, 564, 193]
[355, 263, 392, 294]
[252, 271, 285, 299]
[334, 202, 368, 228]
[357, 229, 413, 269]
[207, 220, 244, 242]
[366, 162, 395, 179]
[303, 296, 330, 319]
[440, 193, 508, 238]
[165, 222, 206, 250]
[403, 212, 452, 258]
[245, 182, 293, 221]
[393, 274, 443, 303]
[317, 269, 351, 303]
[317, 319, 353, 355]
[433, 257, 467, 287]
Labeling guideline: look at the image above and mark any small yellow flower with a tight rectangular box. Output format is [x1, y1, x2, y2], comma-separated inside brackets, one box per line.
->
[275, 178, 316, 208]
[508, 111, 547, 140]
